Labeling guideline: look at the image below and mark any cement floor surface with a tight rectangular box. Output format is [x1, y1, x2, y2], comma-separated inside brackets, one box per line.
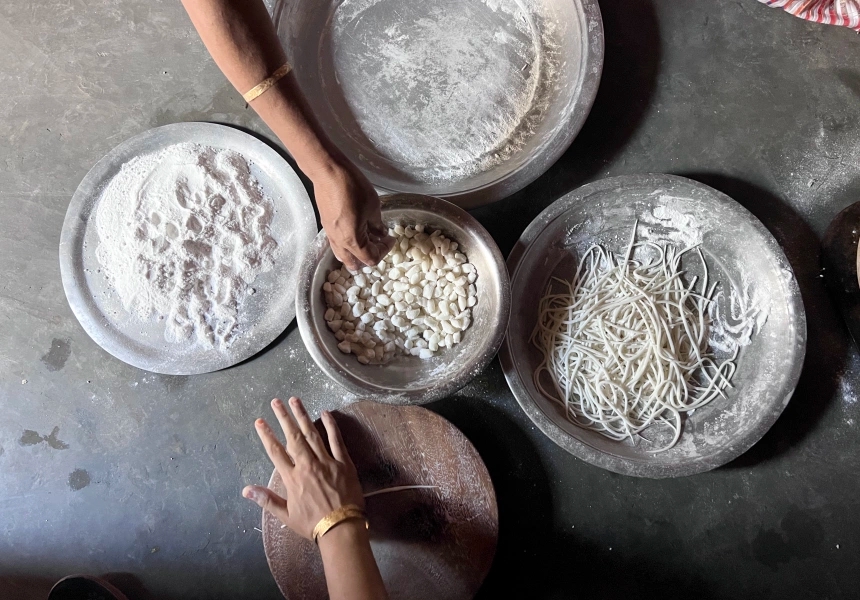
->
[1, 1, 859, 599]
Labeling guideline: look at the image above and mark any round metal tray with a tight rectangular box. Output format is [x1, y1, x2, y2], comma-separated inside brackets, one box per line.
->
[273, 0, 603, 208]
[500, 174, 807, 478]
[59, 123, 317, 375]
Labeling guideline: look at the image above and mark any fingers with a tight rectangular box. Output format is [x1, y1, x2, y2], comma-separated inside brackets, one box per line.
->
[242, 485, 289, 522]
[322, 410, 353, 466]
[348, 237, 392, 268]
[379, 236, 396, 257]
[367, 218, 387, 237]
[365, 217, 395, 262]
[368, 219, 395, 252]
[331, 243, 363, 272]
[269, 398, 314, 464]
[254, 418, 294, 474]
[282, 397, 329, 460]
[368, 228, 396, 257]
[330, 218, 393, 269]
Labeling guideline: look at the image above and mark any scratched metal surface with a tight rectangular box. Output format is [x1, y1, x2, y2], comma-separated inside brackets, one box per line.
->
[59, 122, 317, 375]
[273, 0, 604, 208]
[1, 1, 860, 599]
[502, 174, 806, 477]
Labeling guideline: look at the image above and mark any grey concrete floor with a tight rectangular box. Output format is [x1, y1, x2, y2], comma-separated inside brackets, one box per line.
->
[1, 0, 859, 599]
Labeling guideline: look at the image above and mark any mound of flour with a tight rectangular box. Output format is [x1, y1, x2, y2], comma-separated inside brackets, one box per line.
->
[95, 143, 278, 350]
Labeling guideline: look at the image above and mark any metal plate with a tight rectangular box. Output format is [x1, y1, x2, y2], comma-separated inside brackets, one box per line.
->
[59, 123, 317, 375]
[262, 401, 498, 600]
[273, 0, 603, 208]
[295, 194, 511, 405]
[500, 174, 807, 478]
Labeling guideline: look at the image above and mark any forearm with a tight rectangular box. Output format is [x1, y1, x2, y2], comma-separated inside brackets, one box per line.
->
[319, 521, 389, 600]
[183, 0, 392, 268]
[180, 0, 338, 179]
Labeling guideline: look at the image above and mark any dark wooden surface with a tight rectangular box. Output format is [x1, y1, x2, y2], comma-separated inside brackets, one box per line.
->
[262, 401, 498, 600]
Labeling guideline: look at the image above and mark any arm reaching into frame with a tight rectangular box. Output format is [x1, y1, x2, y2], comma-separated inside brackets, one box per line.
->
[181, 0, 395, 269]
[244, 397, 389, 600]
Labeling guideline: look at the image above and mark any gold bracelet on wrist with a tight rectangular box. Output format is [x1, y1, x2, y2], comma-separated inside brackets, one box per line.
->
[312, 504, 368, 543]
[242, 63, 292, 103]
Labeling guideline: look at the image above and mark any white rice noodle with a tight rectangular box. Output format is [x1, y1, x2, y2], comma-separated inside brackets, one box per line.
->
[531, 224, 737, 452]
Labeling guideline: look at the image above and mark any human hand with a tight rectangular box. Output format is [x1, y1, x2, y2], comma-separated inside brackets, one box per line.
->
[311, 159, 395, 271]
[242, 397, 365, 540]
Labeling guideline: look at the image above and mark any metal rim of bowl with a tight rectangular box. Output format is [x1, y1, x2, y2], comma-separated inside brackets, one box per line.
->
[376, 0, 605, 209]
[58, 122, 317, 375]
[500, 174, 808, 478]
[296, 194, 512, 404]
[272, 0, 605, 209]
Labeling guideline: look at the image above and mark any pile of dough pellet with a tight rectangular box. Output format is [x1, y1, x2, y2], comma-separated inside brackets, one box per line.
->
[323, 224, 478, 364]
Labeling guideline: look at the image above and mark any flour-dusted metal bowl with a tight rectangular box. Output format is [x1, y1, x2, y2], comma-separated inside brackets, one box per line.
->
[59, 123, 317, 375]
[273, 0, 603, 208]
[296, 194, 510, 404]
[501, 175, 807, 478]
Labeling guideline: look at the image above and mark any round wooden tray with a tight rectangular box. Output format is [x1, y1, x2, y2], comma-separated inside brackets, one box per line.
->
[262, 401, 498, 600]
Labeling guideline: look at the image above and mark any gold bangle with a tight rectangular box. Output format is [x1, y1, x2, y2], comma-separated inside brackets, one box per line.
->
[242, 63, 292, 103]
[312, 504, 368, 543]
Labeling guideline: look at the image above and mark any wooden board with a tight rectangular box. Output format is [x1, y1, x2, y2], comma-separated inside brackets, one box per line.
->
[261, 401, 498, 600]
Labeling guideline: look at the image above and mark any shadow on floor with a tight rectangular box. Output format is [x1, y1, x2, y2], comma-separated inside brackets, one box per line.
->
[428, 397, 722, 600]
[680, 173, 850, 467]
[472, 0, 662, 256]
[0, 575, 55, 600]
[101, 573, 155, 600]
[0, 573, 152, 600]
[229, 317, 299, 370]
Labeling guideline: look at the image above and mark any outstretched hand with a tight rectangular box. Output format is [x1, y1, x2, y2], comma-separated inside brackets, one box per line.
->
[243, 397, 364, 540]
[312, 159, 395, 271]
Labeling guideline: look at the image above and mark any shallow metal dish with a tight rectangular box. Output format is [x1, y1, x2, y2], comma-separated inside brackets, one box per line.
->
[296, 194, 510, 404]
[273, 0, 603, 208]
[500, 174, 807, 478]
[59, 123, 317, 375]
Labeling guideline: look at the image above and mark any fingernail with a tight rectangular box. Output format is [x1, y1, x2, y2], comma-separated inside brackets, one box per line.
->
[289, 396, 300, 407]
[271, 398, 283, 409]
[243, 487, 258, 501]
[255, 418, 265, 427]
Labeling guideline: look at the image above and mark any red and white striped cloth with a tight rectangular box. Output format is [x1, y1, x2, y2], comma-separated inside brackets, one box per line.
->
[758, 0, 860, 31]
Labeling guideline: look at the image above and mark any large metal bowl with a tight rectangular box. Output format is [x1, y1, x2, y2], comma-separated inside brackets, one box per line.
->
[273, 0, 603, 208]
[500, 175, 807, 478]
[296, 194, 511, 404]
